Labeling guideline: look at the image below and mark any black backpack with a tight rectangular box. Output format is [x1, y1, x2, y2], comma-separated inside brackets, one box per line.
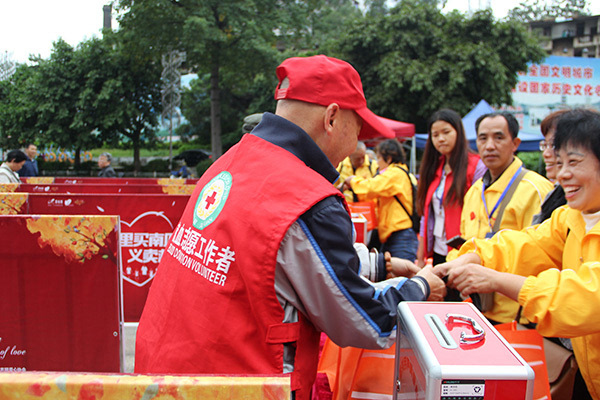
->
[394, 166, 420, 234]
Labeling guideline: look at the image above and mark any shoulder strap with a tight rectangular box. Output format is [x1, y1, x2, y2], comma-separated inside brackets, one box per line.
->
[394, 166, 415, 217]
[492, 168, 528, 233]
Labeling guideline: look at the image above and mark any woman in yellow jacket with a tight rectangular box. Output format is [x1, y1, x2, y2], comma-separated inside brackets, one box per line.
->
[344, 139, 418, 261]
[435, 108, 600, 399]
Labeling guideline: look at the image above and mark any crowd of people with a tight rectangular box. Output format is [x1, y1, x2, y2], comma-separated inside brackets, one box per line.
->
[2, 53, 593, 398]
[131, 54, 600, 399]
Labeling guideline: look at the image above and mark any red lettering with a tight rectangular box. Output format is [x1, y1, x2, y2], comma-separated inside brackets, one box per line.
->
[518, 81, 528, 93]
[529, 64, 539, 77]
[541, 82, 550, 94]
[563, 84, 572, 95]
[552, 83, 562, 94]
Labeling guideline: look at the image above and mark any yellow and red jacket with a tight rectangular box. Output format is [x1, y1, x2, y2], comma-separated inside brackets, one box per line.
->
[336, 156, 378, 203]
[350, 163, 415, 243]
[457, 205, 600, 400]
[459, 157, 553, 323]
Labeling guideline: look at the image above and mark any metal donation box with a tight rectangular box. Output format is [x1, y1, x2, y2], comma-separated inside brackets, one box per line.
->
[394, 302, 534, 400]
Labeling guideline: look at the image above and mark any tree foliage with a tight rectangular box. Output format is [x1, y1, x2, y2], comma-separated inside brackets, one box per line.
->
[337, 0, 545, 131]
[0, 36, 162, 171]
[115, 0, 362, 157]
[507, 0, 590, 22]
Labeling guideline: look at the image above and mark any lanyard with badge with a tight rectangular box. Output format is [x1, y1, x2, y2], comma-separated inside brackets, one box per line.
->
[481, 166, 523, 238]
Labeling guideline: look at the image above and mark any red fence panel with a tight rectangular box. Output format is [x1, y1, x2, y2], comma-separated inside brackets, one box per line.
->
[0, 215, 121, 372]
[23, 193, 190, 322]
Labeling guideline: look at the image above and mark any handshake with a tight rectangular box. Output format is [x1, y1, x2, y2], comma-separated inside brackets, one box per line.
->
[384, 251, 447, 301]
[386, 251, 517, 304]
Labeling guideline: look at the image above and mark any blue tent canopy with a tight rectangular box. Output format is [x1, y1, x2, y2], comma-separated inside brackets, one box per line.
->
[415, 100, 544, 152]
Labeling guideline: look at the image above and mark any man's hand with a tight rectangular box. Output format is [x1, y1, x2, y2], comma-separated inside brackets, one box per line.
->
[416, 266, 446, 301]
[385, 251, 420, 279]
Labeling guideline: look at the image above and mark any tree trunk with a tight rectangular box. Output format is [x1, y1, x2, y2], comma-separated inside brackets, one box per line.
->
[133, 133, 141, 174]
[74, 145, 81, 167]
[210, 58, 222, 159]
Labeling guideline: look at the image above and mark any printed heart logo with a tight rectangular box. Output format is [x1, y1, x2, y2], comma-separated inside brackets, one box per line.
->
[121, 211, 175, 288]
[65, 199, 72, 206]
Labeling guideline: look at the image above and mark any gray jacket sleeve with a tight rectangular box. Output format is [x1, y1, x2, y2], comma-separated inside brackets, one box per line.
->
[274, 196, 429, 349]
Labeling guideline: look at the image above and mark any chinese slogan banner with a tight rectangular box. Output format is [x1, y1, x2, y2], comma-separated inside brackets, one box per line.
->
[508, 55, 600, 135]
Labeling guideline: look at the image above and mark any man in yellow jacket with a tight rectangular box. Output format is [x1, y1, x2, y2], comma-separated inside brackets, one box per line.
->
[458, 112, 553, 324]
[435, 108, 600, 399]
[336, 141, 378, 203]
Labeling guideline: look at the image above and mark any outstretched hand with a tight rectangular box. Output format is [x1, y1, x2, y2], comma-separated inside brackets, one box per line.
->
[385, 252, 420, 279]
[416, 265, 446, 301]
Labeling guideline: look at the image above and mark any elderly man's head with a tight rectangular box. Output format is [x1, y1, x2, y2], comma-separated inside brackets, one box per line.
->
[98, 152, 112, 168]
[349, 141, 368, 169]
[274, 55, 393, 166]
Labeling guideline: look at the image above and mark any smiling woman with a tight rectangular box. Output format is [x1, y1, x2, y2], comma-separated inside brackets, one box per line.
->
[434, 108, 600, 399]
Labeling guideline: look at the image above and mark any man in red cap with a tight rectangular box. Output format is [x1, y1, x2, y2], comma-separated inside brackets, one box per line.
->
[135, 55, 444, 399]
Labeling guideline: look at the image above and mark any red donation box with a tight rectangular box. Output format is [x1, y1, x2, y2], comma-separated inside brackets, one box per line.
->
[394, 302, 534, 400]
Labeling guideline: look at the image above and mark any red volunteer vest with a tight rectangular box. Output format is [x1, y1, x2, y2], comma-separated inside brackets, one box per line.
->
[422, 153, 480, 257]
[135, 134, 345, 399]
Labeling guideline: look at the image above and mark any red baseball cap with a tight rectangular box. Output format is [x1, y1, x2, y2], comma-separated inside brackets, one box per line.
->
[274, 55, 394, 140]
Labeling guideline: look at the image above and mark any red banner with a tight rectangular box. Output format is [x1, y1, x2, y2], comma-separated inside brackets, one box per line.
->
[50, 177, 198, 185]
[18, 183, 195, 195]
[0, 215, 121, 372]
[26, 193, 190, 322]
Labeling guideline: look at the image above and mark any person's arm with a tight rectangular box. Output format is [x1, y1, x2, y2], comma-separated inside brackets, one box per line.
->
[416, 218, 426, 267]
[349, 167, 405, 203]
[436, 262, 526, 301]
[275, 196, 441, 349]
[519, 263, 600, 338]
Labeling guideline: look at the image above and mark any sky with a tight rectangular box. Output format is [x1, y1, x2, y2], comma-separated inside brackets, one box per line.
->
[1, 0, 115, 64]
[2, 0, 600, 64]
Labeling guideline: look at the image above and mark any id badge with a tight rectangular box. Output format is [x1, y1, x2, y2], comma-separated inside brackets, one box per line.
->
[485, 231, 495, 239]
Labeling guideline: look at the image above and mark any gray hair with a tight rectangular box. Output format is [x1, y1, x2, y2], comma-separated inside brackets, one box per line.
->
[100, 152, 112, 162]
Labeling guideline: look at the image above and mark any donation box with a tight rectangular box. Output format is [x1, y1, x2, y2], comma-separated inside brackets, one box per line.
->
[394, 302, 534, 400]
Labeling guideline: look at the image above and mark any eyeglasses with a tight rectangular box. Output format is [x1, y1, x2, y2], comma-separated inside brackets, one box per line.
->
[539, 140, 554, 152]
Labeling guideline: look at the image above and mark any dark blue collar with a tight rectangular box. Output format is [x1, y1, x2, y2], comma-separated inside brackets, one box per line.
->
[251, 112, 339, 184]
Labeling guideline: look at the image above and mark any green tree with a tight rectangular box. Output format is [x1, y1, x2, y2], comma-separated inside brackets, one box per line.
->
[508, 0, 590, 22]
[116, 0, 363, 158]
[116, 0, 288, 158]
[27, 40, 101, 164]
[0, 64, 39, 149]
[0, 36, 162, 171]
[77, 34, 162, 172]
[337, 0, 545, 131]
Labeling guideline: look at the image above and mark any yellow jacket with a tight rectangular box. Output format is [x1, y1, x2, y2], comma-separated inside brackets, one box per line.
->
[336, 156, 378, 203]
[460, 157, 553, 324]
[457, 206, 600, 400]
[350, 163, 415, 243]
